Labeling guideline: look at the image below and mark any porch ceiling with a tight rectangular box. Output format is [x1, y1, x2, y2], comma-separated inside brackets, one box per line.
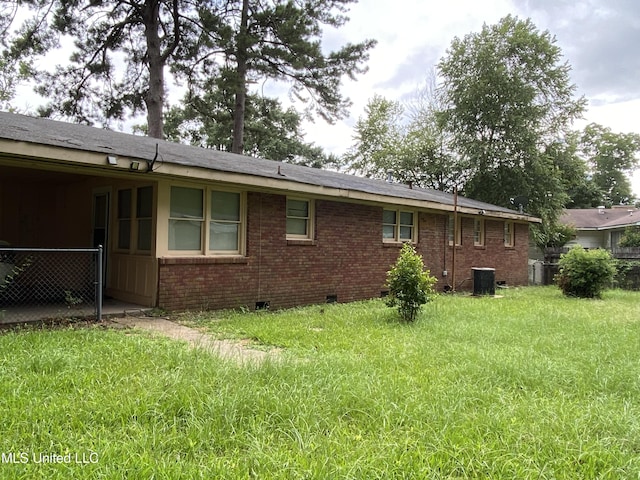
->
[0, 164, 89, 183]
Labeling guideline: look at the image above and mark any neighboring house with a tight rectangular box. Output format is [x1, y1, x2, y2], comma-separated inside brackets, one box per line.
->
[560, 207, 640, 250]
[0, 112, 539, 311]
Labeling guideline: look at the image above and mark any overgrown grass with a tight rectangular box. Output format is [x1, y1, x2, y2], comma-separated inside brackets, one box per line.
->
[1, 287, 640, 478]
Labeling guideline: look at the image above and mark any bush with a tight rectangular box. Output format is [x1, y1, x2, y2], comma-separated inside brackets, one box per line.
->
[613, 259, 640, 290]
[555, 246, 616, 298]
[619, 226, 640, 247]
[385, 243, 437, 322]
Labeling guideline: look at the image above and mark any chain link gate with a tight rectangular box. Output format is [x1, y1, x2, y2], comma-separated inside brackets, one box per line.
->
[0, 247, 103, 324]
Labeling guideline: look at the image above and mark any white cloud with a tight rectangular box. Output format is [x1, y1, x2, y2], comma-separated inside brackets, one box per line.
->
[303, 0, 640, 195]
[9, 0, 640, 196]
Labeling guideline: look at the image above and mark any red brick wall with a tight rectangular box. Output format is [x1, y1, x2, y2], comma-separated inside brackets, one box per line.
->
[157, 193, 529, 311]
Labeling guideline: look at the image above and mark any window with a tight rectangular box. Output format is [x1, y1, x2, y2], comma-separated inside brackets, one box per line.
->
[168, 186, 245, 254]
[210, 190, 241, 252]
[448, 214, 461, 246]
[287, 198, 313, 239]
[474, 218, 485, 246]
[504, 221, 515, 247]
[136, 186, 153, 251]
[117, 187, 154, 252]
[117, 189, 132, 250]
[169, 186, 203, 251]
[383, 209, 415, 242]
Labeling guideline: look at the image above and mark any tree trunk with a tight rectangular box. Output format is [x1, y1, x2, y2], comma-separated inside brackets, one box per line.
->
[143, 0, 165, 139]
[231, 0, 250, 154]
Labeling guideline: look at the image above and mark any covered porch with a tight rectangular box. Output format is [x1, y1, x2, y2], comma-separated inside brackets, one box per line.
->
[0, 159, 158, 311]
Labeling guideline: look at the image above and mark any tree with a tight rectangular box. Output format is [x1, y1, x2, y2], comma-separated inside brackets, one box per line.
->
[385, 243, 437, 322]
[579, 123, 640, 206]
[10, 0, 228, 138]
[437, 15, 586, 223]
[207, 0, 376, 153]
[12, 0, 374, 147]
[344, 82, 461, 191]
[547, 133, 605, 209]
[0, 0, 51, 110]
[164, 70, 341, 168]
[344, 95, 404, 179]
[619, 226, 640, 248]
[530, 221, 576, 250]
[0, 1, 20, 108]
[401, 71, 462, 191]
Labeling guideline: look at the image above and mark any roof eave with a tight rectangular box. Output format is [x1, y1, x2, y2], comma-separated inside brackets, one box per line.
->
[0, 137, 540, 223]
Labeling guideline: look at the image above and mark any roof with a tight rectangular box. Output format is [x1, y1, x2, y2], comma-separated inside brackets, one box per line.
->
[560, 207, 640, 230]
[0, 112, 536, 221]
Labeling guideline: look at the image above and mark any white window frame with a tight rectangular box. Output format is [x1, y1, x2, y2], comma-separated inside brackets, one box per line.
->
[116, 186, 154, 254]
[504, 221, 515, 247]
[168, 186, 204, 253]
[286, 197, 314, 240]
[383, 209, 416, 243]
[209, 189, 245, 255]
[168, 185, 246, 255]
[474, 218, 485, 247]
[136, 185, 153, 252]
[116, 188, 132, 251]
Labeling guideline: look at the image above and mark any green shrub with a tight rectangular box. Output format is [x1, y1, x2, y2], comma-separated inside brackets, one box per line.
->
[385, 243, 438, 322]
[613, 259, 640, 290]
[555, 246, 616, 298]
[618, 226, 640, 247]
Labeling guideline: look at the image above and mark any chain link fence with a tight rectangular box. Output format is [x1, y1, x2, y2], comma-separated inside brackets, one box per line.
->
[0, 247, 102, 324]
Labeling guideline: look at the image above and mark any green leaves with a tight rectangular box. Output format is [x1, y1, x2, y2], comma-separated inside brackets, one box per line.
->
[164, 71, 339, 167]
[385, 243, 437, 322]
[580, 123, 640, 206]
[344, 85, 460, 191]
[619, 226, 640, 248]
[555, 246, 616, 298]
[8, 0, 375, 144]
[438, 15, 586, 219]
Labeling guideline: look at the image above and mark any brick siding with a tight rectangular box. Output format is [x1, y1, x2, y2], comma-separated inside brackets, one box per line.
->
[158, 193, 529, 311]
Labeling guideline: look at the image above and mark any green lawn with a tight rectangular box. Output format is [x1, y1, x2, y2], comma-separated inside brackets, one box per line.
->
[1, 287, 640, 479]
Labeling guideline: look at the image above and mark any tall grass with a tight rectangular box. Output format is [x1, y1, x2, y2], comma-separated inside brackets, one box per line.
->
[1, 287, 639, 478]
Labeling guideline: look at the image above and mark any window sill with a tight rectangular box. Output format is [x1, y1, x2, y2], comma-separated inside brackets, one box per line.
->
[286, 239, 317, 246]
[383, 241, 414, 247]
[159, 255, 248, 265]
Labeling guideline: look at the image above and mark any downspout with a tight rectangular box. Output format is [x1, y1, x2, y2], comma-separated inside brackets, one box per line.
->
[257, 193, 262, 301]
[443, 215, 447, 279]
[452, 186, 458, 292]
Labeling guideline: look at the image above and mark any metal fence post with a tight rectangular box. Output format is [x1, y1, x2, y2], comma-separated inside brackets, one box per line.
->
[97, 245, 103, 321]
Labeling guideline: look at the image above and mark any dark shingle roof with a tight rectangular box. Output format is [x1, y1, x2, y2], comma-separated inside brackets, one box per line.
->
[0, 112, 530, 218]
[560, 208, 640, 230]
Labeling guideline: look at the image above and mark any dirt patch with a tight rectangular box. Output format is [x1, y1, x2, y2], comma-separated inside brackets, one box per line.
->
[111, 315, 280, 364]
[0, 313, 279, 365]
[0, 317, 116, 332]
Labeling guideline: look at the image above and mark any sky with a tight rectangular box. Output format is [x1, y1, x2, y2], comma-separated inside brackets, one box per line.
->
[10, 0, 640, 196]
[281, 0, 640, 196]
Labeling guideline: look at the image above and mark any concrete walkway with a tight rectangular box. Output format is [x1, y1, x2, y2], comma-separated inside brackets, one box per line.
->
[112, 316, 278, 364]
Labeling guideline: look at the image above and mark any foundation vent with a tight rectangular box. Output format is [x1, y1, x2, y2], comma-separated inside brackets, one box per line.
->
[255, 301, 270, 310]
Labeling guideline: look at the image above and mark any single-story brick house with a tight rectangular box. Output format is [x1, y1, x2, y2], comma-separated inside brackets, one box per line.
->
[0, 112, 539, 310]
[560, 206, 639, 250]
